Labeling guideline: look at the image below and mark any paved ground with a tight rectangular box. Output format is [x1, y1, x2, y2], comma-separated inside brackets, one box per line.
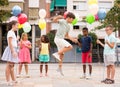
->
[0, 63, 120, 87]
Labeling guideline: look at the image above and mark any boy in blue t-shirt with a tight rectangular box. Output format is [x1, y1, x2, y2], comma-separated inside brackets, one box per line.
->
[78, 27, 92, 79]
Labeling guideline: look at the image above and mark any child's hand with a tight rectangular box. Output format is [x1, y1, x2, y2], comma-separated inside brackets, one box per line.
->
[96, 39, 101, 44]
[12, 51, 17, 58]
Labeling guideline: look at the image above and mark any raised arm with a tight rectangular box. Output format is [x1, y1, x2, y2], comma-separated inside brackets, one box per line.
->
[53, 15, 64, 23]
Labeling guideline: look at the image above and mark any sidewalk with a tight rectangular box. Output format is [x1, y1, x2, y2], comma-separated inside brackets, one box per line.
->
[0, 63, 120, 87]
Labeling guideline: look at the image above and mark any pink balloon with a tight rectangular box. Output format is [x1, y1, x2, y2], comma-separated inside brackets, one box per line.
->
[63, 11, 69, 19]
[18, 13, 27, 24]
[95, 14, 99, 21]
[9, 16, 18, 22]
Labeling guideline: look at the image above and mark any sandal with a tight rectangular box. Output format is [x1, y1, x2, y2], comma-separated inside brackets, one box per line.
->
[101, 78, 109, 83]
[105, 79, 115, 84]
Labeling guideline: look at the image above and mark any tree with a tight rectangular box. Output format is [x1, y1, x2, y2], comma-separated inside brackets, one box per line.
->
[95, 0, 120, 36]
[0, 0, 11, 23]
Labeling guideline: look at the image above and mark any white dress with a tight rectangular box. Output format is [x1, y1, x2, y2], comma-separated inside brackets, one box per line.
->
[1, 30, 19, 63]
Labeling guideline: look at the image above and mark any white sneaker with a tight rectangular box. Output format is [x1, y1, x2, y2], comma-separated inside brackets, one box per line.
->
[80, 74, 86, 79]
[16, 74, 21, 78]
[7, 82, 13, 86]
[52, 52, 61, 61]
[25, 74, 30, 78]
[56, 68, 64, 76]
[86, 75, 91, 79]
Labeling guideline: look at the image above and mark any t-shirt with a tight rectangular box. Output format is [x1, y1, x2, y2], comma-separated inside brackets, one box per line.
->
[104, 33, 116, 55]
[40, 43, 49, 55]
[7, 30, 17, 47]
[78, 36, 92, 53]
[55, 19, 70, 39]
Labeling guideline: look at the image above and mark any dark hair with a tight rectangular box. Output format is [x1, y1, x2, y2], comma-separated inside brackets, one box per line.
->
[8, 20, 18, 30]
[66, 12, 75, 19]
[82, 27, 88, 31]
[106, 24, 114, 30]
[41, 35, 49, 43]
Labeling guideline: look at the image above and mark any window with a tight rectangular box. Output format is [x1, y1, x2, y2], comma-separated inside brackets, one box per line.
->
[73, 25, 80, 30]
[35, 25, 41, 38]
[73, 1, 87, 11]
[29, 0, 39, 8]
[98, 1, 113, 11]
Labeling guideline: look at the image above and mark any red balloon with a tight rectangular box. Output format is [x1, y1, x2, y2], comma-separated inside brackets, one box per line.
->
[18, 13, 27, 24]
[95, 14, 99, 21]
[63, 11, 69, 19]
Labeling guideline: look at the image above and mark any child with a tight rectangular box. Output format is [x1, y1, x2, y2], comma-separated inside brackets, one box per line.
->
[52, 12, 77, 76]
[17, 33, 31, 78]
[78, 27, 92, 79]
[1, 20, 19, 85]
[97, 24, 116, 84]
[39, 35, 50, 77]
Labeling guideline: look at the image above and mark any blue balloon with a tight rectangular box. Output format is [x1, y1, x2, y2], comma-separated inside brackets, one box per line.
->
[98, 9, 106, 20]
[12, 5, 21, 16]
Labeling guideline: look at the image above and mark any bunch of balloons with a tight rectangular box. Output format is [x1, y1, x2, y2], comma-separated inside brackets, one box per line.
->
[86, 0, 106, 24]
[10, 5, 31, 33]
[63, 11, 78, 25]
[38, 9, 46, 30]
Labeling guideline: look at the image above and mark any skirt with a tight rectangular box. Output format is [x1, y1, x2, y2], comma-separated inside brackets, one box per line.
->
[39, 54, 50, 62]
[1, 46, 19, 63]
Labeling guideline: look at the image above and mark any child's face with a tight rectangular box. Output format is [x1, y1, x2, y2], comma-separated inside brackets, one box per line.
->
[13, 23, 19, 31]
[67, 17, 74, 23]
[23, 34, 28, 40]
[41, 37, 45, 42]
[82, 30, 88, 36]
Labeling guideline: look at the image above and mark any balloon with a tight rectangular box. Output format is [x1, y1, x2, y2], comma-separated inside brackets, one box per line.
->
[86, 14, 95, 24]
[98, 9, 106, 20]
[23, 22, 31, 33]
[9, 16, 18, 22]
[39, 9, 46, 18]
[72, 18, 78, 25]
[63, 11, 69, 19]
[38, 19, 46, 30]
[89, 4, 99, 15]
[95, 14, 99, 21]
[12, 5, 21, 16]
[18, 13, 27, 24]
[18, 24, 23, 29]
[88, 0, 98, 5]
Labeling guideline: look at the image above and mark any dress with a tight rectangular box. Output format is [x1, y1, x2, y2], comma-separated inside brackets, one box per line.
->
[39, 43, 50, 62]
[1, 30, 19, 63]
[18, 40, 31, 63]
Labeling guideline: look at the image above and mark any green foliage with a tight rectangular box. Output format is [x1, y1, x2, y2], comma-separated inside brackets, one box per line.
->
[0, 0, 9, 6]
[95, 0, 120, 31]
[0, 0, 11, 23]
[78, 32, 97, 48]
[47, 30, 57, 48]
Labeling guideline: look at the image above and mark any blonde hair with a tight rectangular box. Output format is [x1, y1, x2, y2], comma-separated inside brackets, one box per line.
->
[21, 33, 27, 40]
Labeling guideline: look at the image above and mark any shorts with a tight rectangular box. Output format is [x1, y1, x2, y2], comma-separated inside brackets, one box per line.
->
[104, 54, 116, 66]
[54, 37, 72, 51]
[39, 54, 50, 62]
[82, 51, 92, 64]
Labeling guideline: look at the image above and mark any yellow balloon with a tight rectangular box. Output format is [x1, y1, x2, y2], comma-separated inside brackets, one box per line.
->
[88, 0, 98, 5]
[18, 24, 23, 29]
[38, 19, 46, 30]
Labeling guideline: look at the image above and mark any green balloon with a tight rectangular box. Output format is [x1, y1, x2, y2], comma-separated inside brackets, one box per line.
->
[72, 18, 78, 25]
[86, 14, 95, 24]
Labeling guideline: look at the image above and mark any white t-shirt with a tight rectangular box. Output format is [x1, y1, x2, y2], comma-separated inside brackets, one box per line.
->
[7, 30, 17, 47]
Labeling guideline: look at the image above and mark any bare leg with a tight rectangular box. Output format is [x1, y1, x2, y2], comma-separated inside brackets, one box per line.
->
[10, 62, 16, 81]
[59, 54, 64, 69]
[18, 63, 23, 75]
[58, 46, 72, 55]
[45, 62, 48, 76]
[110, 65, 115, 80]
[107, 65, 111, 79]
[40, 62, 43, 76]
[88, 65, 92, 75]
[5, 62, 11, 82]
[24, 63, 28, 75]
[83, 65, 86, 74]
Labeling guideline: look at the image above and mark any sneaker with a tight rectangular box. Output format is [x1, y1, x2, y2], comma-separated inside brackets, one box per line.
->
[56, 68, 64, 76]
[80, 74, 86, 79]
[25, 74, 30, 78]
[7, 81, 13, 86]
[16, 74, 21, 78]
[52, 52, 61, 61]
[45, 73, 48, 77]
[86, 75, 91, 79]
[40, 73, 43, 77]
